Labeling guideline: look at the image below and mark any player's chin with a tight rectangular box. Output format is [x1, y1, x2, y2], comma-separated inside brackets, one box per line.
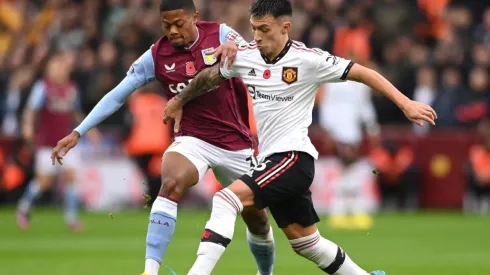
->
[257, 47, 267, 56]
[170, 39, 185, 48]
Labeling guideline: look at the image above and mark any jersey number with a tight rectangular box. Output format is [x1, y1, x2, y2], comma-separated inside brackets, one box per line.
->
[246, 155, 271, 172]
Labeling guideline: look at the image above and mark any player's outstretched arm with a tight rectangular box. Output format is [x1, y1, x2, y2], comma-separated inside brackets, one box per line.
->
[346, 63, 438, 127]
[51, 48, 155, 165]
[51, 77, 139, 165]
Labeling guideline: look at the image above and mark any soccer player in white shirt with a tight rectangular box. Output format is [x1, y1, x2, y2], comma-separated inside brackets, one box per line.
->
[164, 1, 437, 274]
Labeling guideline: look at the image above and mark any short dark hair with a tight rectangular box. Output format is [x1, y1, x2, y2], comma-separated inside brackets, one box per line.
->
[249, 0, 293, 18]
[160, 0, 195, 12]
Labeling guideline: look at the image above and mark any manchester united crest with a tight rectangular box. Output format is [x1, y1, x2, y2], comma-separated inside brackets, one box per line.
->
[282, 67, 298, 84]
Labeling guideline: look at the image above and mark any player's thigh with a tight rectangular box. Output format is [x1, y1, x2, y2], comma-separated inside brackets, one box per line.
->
[163, 137, 211, 188]
[60, 148, 80, 183]
[212, 148, 254, 187]
[35, 147, 56, 175]
[269, 189, 320, 233]
[240, 151, 315, 210]
[34, 147, 56, 188]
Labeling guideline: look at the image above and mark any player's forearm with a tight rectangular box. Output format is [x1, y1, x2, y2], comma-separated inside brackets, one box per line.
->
[74, 77, 136, 136]
[176, 65, 223, 105]
[347, 64, 410, 110]
[22, 110, 35, 139]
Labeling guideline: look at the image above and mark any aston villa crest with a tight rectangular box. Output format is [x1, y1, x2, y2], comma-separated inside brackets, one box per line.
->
[201, 48, 217, 65]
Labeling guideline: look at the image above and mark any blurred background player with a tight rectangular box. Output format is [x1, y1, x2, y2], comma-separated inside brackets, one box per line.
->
[123, 83, 172, 206]
[318, 58, 380, 230]
[369, 140, 418, 212]
[51, 1, 276, 275]
[16, 53, 98, 231]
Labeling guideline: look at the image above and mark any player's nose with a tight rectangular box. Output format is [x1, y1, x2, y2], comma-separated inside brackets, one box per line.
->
[169, 25, 179, 36]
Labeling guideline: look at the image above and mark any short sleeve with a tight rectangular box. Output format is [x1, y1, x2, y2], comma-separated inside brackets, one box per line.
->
[219, 23, 248, 47]
[126, 47, 156, 89]
[27, 81, 46, 110]
[315, 50, 354, 84]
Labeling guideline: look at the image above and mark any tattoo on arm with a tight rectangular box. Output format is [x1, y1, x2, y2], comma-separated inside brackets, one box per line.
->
[175, 65, 224, 104]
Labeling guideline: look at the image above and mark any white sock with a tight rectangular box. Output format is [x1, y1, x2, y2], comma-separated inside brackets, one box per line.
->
[290, 231, 369, 275]
[144, 259, 160, 275]
[188, 188, 243, 275]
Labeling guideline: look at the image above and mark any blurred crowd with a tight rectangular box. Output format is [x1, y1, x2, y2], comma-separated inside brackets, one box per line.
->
[0, 0, 489, 210]
[0, 0, 489, 132]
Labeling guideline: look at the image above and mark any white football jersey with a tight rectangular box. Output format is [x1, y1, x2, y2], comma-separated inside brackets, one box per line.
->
[220, 40, 353, 161]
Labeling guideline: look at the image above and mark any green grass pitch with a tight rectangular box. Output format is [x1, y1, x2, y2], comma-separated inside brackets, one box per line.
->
[0, 208, 489, 275]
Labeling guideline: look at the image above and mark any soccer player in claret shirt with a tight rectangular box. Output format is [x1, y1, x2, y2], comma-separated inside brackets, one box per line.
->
[17, 54, 99, 232]
[164, 0, 437, 274]
[51, 1, 276, 275]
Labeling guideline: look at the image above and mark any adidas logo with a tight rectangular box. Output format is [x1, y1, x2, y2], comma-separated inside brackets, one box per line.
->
[248, 69, 256, 76]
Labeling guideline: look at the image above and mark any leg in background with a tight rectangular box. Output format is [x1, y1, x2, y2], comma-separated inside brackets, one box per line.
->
[133, 154, 162, 206]
[241, 207, 275, 275]
[17, 148, 55, 229]
[398, 165, 419, 211]
[17, 174, 52, 229]
[61, 167, 82, 231]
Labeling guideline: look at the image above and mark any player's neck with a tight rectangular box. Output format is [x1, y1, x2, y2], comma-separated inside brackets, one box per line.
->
[265, 36, 290, 62]
[185, 26, 200, 50]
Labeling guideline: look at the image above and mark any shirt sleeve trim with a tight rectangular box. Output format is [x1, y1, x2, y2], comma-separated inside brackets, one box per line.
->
[340, 61, 355, 80]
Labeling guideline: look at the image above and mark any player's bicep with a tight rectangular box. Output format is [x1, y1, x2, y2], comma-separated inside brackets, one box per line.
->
[315, 51, 354, 84]
[344, 63, 372, 83]
[127, 48, 155, 89]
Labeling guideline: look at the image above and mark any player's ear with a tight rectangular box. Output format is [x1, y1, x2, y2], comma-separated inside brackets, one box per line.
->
[282, 21, 291, 35]
[192, 11, 199, 23]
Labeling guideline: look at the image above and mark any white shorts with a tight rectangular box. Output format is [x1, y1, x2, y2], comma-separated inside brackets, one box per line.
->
[35, 146, 81, 176]
[164, 136, 254, 187]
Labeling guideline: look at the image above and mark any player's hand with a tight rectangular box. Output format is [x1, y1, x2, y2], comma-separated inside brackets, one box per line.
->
[163, 97, 184, 133]
[51, 131, 80, 165]
[208, 41, 238, 69]
[401, 100, 438, 127]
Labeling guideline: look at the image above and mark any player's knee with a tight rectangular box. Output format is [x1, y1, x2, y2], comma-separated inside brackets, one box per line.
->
[160, 177, 188, 201]
[242, 208, 270, 235]
[61, 169, 76, 183]
[37, 175, 53, 192]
